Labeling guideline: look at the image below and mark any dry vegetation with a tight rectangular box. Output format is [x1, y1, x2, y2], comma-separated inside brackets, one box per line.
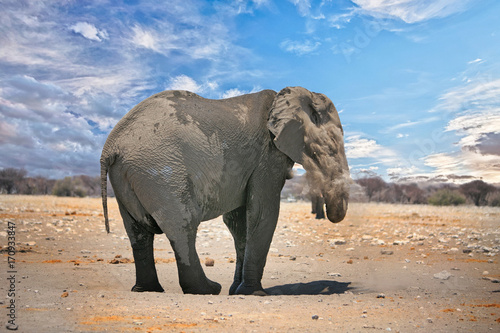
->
[1, 195, 499, 332]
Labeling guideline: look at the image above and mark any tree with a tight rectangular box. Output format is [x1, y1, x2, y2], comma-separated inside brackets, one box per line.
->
[400, 183, 426, 204]
[356, 177, 387, 202]
[460, 180, 496, 206]
[0, 168, 27, 194]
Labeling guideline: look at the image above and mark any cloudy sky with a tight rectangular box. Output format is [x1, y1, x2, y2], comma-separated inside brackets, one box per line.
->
[1, 0, 499, 183]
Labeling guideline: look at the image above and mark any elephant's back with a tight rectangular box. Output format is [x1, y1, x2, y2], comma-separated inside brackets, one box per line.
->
[103, 88, 277, 174]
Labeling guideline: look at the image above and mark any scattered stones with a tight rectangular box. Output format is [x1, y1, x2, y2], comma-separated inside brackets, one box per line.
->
[433, 271, 452, 280]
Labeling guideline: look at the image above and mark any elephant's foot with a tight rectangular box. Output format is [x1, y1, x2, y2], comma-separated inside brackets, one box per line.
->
[228, 280, 241, 295]
[131, 283, 164, 293]
[181, 279, 221, 295]
[234, 283, 268, 296]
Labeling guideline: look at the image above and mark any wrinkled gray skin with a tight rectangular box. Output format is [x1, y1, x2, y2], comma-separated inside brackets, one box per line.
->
[100, 87, 350, 296]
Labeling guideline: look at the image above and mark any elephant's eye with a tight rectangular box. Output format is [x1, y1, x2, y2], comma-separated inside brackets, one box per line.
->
[310, 110, 321, 125]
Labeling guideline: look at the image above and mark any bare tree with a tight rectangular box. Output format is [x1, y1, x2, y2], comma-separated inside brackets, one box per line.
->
[0, 168, 27, 194]
[356, 177, 387, 202]
[460, 180, 496, 206]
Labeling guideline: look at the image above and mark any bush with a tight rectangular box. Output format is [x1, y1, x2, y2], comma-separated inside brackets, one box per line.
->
[428, 189, 466, 206]
[52, 177, 86, 197]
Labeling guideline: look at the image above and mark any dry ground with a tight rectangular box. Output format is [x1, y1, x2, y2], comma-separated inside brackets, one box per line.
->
[1, 194, 499, 332]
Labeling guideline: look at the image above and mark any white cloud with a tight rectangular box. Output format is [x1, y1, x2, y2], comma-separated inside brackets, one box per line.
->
[131, 25, 159, 51]
[386, 117, 440, 132]
[280, 39, 321, 55]
[345, 135, 396, 159]
[424, 151, 500, 183]
[221, 88, 246, 99]
[433, 78, 500, 113]
[70, 22, 108, 42]
[351, 0, 472, 24]
[166, 75, 202, 92]
[445, 109, 500, 151]
[289, 0, 312, 17]
[165, 75, 220, 95]
[421, 71, 500, 183]
[468, 58, 484, 65]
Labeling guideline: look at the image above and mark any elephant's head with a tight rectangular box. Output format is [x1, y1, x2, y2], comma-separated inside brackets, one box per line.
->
[268, 87, 350, 223]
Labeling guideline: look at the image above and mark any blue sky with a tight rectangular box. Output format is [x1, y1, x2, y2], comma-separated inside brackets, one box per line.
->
[1, 0, 499, 183]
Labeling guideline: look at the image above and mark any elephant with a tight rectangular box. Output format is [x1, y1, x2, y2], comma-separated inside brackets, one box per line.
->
[100, 86, 350, 296]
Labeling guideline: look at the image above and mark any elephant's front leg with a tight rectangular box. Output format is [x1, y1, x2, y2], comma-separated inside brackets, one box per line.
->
[235, 194, 281, 296]
[223, 206, 247, 295]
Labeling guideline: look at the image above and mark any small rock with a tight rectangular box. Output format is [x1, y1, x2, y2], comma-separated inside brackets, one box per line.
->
[205, 258, 215, 267]
[330, 238, 346, 245]
[482, 271, 489, 276]
[377, 293, 385, 299]
[433, 271, 452, 280]
[427, 318, 433, 323]
[463, 249, 472, 254]
[61, 292, 69, 298]
[328, 272, 342, 277]
[381, 250, 394, 255]
[312, 315, 319, 320]
[289, 256, 297, 261]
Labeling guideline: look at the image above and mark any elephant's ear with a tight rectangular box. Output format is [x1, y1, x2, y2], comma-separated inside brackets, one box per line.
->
[267, 87, 307, 164]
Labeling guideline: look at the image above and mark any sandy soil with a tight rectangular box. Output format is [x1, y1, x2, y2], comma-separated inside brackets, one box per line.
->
[1, 194, 499, 332]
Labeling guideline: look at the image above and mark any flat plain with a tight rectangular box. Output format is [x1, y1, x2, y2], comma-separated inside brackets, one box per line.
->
[1, 195, 499, 332]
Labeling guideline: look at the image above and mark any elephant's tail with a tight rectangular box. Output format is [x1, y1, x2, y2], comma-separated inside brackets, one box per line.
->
[100, 156, 110, 233]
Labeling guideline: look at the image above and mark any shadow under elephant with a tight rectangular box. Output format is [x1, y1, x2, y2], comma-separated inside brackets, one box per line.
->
[265, 280, 352, 296]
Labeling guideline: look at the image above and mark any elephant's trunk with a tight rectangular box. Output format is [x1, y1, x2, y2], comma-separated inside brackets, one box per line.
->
[325, 193, 348, 223]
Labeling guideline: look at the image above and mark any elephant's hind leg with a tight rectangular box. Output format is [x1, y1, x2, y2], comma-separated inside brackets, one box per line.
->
[117, 201, 164, 293]
[223, 206, 247, 295]
[168, 228, 222, 295]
